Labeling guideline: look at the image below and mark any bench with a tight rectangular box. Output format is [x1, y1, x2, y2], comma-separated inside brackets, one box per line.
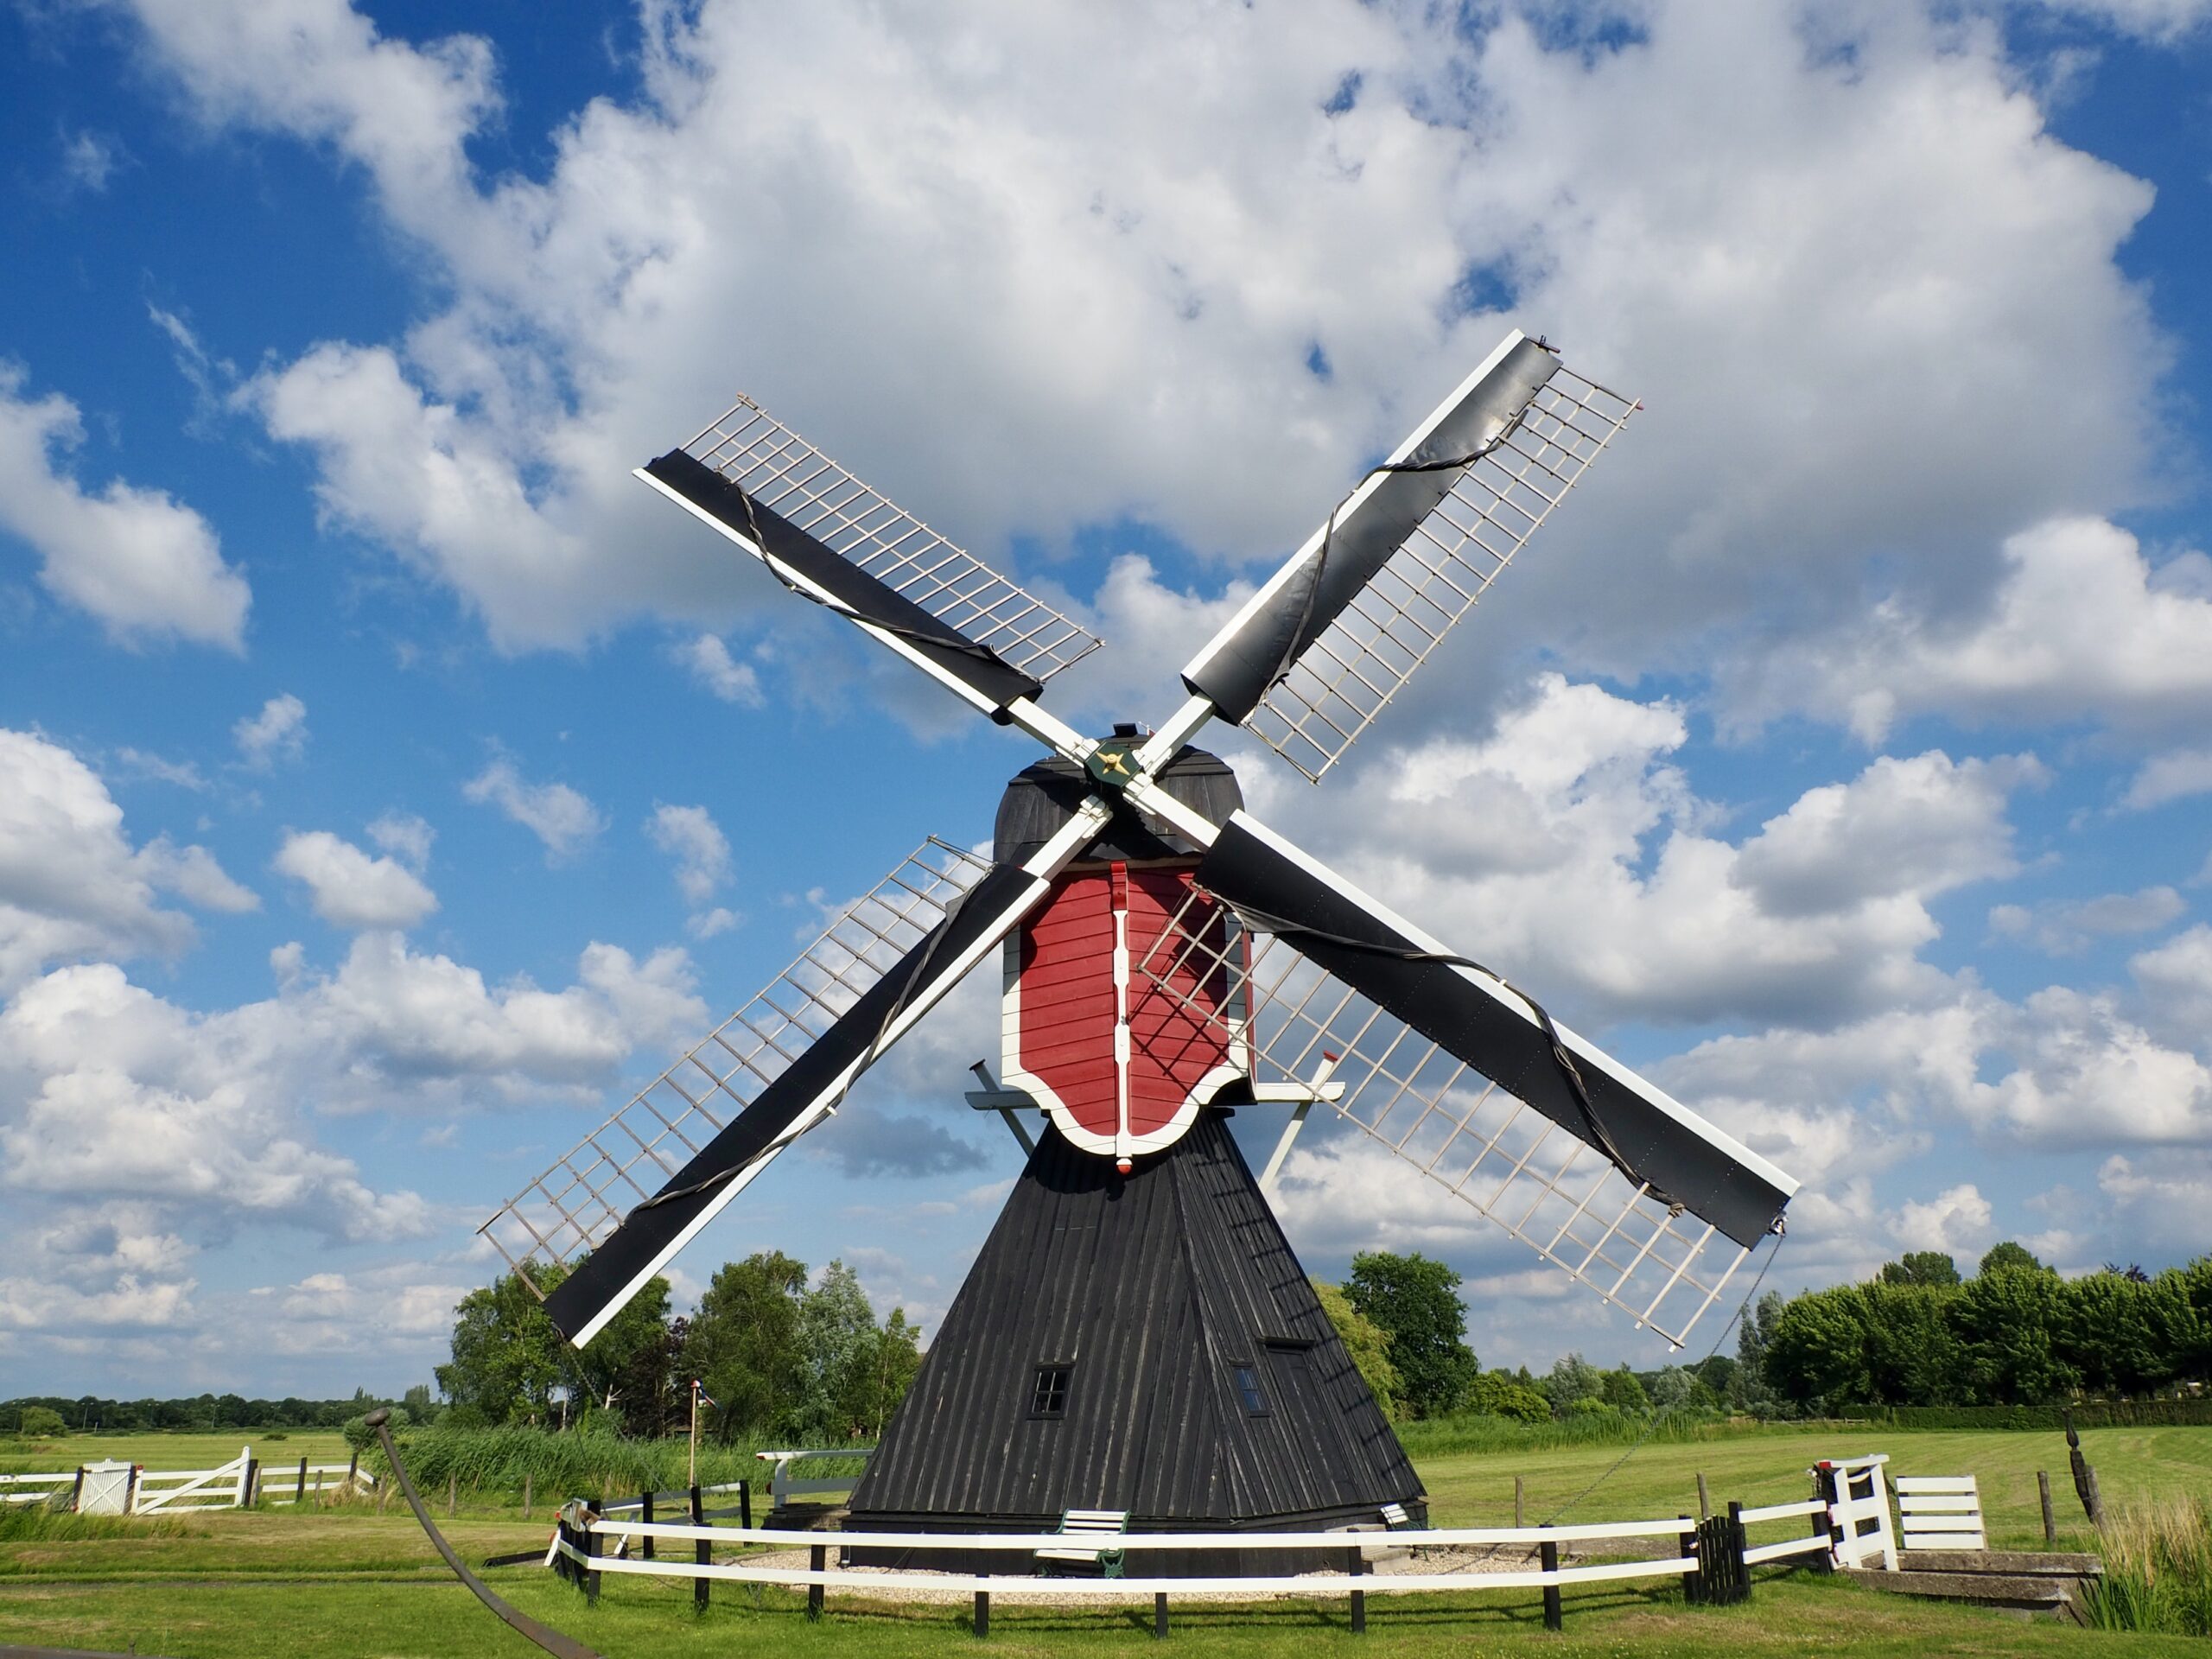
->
[1035, 1508, 1128, 1578]
[1897, 1476, 1986, 1553]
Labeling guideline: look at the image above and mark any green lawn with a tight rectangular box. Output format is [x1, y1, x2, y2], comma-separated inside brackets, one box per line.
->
[0, 1429, 353, 1474]
[2, 1423, 2204, 1656]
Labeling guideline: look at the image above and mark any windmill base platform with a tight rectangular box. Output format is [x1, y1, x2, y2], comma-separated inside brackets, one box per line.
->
[843, 1109, 1425, 1576]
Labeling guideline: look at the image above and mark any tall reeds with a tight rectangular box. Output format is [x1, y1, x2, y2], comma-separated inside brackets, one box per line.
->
[2082, 1498, 2212, 1637]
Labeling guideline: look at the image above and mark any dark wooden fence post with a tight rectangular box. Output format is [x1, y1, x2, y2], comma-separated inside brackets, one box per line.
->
[973, 1588, 990, 1637]
[1540, 1534, 1561, 1631]
[640, 1490, 656, 1561]
[241, 1457, 258, 1509]
[1728, 1502, 1751, 1604]
[297, 1455, 310, 1504]
[808, 1542, 825, 1620]
[70, 1467, 86, 1513]
[346, 1450, 359, 1497]
[2038, 1470, 2056, 1545]
[1154, 1591, 1168, 1639]
[690, 1484, 710, 1611]
[1349, 1545, 1367, 1635]
[1679, 1515, 1699, 1603]
[1514, 1474, 1525, 1529]
[740, 1478, 753, 1531]
[584, 1517, 603, 1606]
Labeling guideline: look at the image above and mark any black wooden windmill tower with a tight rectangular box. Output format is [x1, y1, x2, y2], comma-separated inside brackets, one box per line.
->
[481, 331, 1798, 1564]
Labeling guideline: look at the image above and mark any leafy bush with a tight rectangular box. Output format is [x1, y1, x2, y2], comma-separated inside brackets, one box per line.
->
[342, 1407, 410, 1451]
[18, 1406, 65, 1438]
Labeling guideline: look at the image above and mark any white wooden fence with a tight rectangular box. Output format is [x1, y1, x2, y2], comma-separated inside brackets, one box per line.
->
[1896, 1475, 1986, 1552]
[0, 1445, 374, 1515]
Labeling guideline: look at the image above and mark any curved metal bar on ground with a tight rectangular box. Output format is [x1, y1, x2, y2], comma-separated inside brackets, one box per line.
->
[366, 1409, 602, 1659]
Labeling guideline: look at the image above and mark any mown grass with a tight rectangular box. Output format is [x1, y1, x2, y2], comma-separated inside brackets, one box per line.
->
[0, 1429, 352, 1474]
[4, 1424, 2209, 1655]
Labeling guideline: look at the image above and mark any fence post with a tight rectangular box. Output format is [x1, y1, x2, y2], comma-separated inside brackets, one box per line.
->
[448, 1474, 458, 1517]
[1514, 1474, 1525, 1529]
[1154, 1590, 1169, 1640]
[297, 1455, 310, 1504]
[1728, 1501, 1751, 1605]
[523, 1472, 532, 1520]
[973, 1588, 989, 1638]
[640, 1490, 656, 1561]
[1349, 1545, 1367, 1635]
[1696, 1471, 1711, 1521]
[690, 1484, 710, 1611]
[808, 1542, 825, 1620]
[1539, 1534, 1562, 1631]
[1679, 1515, 1699, 1603]
[70, 1466, 86, 1513]
[377, 1477, 389, 1515]
[583, 1511, 603, 1606]
[346, 1451, 359, 1498]
[124, 1465, 141, 1515]
[740, 1479, 753, 1531]
[2038, 1470, 2056, 1545]
[241, 1457, 258, 1509]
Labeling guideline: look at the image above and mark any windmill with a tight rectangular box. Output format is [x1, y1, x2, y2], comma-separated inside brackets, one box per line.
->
[480, 330, 1796, 1554]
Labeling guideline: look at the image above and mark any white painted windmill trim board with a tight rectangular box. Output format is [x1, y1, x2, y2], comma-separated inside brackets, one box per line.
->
[1177, 330, 1535, 698]
[634, 467, 1007, 723]
[564, 802, 1109, 1349]
[1210, 810, 1799, 1201]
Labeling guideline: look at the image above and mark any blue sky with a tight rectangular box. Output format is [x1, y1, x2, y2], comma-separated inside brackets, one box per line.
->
[3, 0, 2211, 1399]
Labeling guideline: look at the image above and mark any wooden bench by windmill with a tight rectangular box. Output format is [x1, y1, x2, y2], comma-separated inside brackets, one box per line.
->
[477, 330, 1799, 1568]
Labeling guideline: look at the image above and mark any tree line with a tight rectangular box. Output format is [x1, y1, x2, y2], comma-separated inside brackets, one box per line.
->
[435, 1252, 921, 1444]
[0, 1387, 416, 1436]
[1747, 1244, 2212, 1413]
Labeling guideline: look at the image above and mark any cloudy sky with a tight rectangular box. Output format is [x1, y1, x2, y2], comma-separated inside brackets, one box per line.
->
[3, 0, 2211, 1398]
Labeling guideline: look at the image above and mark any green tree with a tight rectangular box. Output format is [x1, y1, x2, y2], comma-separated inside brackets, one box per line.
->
[1313, 1279, 1405, 1421]
[1953, 1261, 2074, 1404]
[565, 1276, 677, 1430]
[1763, 1285, 1871, 1409]
[19, 1406, 65, 1438]
[437, 1269, 570, 1425]
[1731, 1291, 1785, 1414]
[867, 1308, 925, 1438]
[1465, 1370, 1552, 1424]
[2063, 1270, 2194, 1397]
[1345, 1251, 1478, 1418]
[1541, 1353, 1604, 1414]
[1979, 1241, 2043, 1277]
[402, 1383, 435, 1416]
[793, 1261, 883, 1441]
[686, 1251, 809, 1440]
[1599, 1364, 1650, 1414]
[1861, 1281, 1961, 1405]
[1879, 1251, 1961, 1287]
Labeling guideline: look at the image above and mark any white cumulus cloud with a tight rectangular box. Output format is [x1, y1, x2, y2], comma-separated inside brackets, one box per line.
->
[463, 756, 605, 861]
[274, 830, 439, 930]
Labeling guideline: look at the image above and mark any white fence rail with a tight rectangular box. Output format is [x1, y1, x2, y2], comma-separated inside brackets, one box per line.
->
[0, 1445, 374, 1515]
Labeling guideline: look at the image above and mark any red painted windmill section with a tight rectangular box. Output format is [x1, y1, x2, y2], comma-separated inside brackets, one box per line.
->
[1009, 863, 1244, 1151]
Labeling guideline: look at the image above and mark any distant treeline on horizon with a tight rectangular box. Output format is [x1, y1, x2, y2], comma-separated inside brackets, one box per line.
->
[1, 1387, 424, 1435]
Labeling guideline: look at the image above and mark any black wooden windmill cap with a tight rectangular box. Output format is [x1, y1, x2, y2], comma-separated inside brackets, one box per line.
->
[995, 736, 1242, 863]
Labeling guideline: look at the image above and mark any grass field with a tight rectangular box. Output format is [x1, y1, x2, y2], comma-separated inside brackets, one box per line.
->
[2, 1422, 2205, 1656]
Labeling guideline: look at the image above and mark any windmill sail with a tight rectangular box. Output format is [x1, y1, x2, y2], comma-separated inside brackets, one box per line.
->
[1179, 333, 1637, 780]
[640, 397, 1101, 718]
[1128, 810, 1794, 1346]
[481, 837, 1000, 1336]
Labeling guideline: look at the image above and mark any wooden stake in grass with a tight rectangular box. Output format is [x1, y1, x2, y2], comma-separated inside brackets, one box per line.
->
[2038, 1470, 2056, 1545]
[1515, 1474, 1525, 1529]
[448, 1474, 458, 1517]
[524, 1473, 532, 1519]
[1696, 1471, 1711, 1522]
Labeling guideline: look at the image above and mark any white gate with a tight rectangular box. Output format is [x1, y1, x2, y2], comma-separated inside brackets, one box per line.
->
[1816, 1454, 1897, 1570]
[133, 1447, 251, 1514]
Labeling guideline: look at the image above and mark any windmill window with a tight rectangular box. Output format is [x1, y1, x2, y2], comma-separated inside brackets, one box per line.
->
[1030, 1363, 1072, 1419]
[1233, 1363, 1269, 1416]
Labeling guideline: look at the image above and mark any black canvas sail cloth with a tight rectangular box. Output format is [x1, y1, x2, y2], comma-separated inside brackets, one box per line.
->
[543, 861, 1046, 1345]
[641, 448, 1045, 717]
[1179, 333, 1561, 724]
[1196, 812, 1792, 1248]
